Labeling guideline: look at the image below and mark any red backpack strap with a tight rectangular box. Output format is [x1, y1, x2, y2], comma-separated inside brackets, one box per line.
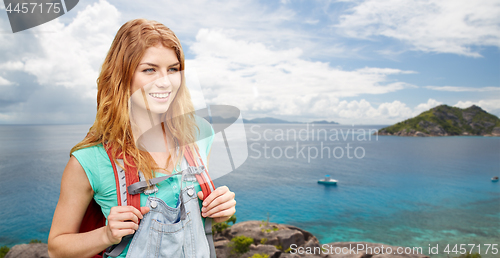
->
[122, 154, 141, 209]
[77, 143, 143, 258]
[184, 146, 215, 198]
[101, 144, 141, 258]
[104, 144, 141, 210]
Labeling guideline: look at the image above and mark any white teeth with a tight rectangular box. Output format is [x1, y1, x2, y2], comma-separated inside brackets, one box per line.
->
[149, 92, 170, 99]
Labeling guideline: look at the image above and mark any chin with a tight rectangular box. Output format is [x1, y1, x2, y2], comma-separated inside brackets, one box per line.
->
[150, 107, 170, 116]
[150, 97, 176, 114]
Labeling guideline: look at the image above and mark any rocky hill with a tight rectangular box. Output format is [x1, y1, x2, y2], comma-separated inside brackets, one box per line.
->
[377, 105, 500, 137]
[213, 221, 429, 258]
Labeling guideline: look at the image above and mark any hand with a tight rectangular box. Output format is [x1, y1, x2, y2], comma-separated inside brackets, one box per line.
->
[198, 186, 236, 223]
[104, 206, 150, 245]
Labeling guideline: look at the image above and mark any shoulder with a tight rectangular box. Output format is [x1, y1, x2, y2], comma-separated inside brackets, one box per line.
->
[71, 144, 110, 191]
[71, 144, 107, 164]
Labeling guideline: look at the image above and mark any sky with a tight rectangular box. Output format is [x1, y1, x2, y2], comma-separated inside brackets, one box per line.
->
[0, 0, 499, 125]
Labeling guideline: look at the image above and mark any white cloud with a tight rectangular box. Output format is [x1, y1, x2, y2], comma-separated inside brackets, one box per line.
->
[111, 0, 356, 60]
[425, 86, 500, 92]
[413, 98, 442, 115]
[454, 99, 500, 113]
[1, 0, 495, 124]
[188, 29, 416, 119]
[0, 0, 120, 124]
[336, 0, 500, 57]
[0, 76, 13, 86]
[22, 0, 120, 94]
[291, 98, 443, 124]
[0, 61, 24, 71]
[335, 99, 412, 122]
[305, 19, 320, 25]
[321, 98, 497, 124]
[114, 0, 295, 42]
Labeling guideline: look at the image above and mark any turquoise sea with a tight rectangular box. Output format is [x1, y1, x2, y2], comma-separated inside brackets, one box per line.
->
[0, 124, 499, 257]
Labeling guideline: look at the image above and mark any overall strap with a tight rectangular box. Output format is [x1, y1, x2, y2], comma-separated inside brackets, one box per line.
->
[184, 146, 216, 258]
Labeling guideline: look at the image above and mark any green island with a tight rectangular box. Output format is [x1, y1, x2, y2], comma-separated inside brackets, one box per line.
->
[377, 105, 500, 137]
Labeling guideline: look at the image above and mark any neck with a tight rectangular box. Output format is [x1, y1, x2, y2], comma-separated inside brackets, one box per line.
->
[130, 105, 177, 171]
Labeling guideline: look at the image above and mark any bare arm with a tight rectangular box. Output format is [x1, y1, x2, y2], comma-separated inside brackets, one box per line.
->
[48, 156, 146, 258]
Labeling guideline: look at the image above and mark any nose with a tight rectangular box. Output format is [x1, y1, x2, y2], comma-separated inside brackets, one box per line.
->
[155, 75, 172, 88]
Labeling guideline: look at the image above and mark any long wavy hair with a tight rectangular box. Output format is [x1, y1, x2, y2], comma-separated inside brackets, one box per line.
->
[71, 19, 199, 180]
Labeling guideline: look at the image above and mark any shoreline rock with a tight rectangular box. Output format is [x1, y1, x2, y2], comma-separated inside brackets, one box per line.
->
[4, 221, 430, 258]
[213, 221, 430, 258]
[4, 243, 49, 258]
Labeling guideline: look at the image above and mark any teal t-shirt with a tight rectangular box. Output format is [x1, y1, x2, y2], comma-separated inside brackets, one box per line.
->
[72, 116, 214, 256]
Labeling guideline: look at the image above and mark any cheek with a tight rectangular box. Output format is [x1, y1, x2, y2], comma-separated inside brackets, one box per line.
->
[169, 73, 182, 89]
[130, 75, 142, 95]
[130, 89, 146, 109]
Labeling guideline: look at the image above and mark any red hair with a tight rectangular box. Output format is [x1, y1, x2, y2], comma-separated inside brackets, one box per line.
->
[72, 19, 199, 180]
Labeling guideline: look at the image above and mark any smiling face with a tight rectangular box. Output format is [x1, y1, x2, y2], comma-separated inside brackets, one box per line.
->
[130, 44, 182, 116]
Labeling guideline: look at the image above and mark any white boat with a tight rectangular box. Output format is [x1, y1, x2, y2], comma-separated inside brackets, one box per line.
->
[318, 175, 338, 185]
[492, 176, 499, 182]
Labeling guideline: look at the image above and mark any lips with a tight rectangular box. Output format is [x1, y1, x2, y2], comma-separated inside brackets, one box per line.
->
[149, 92, 170, 99]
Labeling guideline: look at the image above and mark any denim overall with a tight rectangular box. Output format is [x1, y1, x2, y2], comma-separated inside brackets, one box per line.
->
[107, 157, 215, 258]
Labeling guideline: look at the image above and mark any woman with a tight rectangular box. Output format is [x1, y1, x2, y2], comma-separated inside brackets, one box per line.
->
[48, 19, 236, 258]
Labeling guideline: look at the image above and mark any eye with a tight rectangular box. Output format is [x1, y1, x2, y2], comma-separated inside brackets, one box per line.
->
[168, 67, 179, 73]
[143, 68, 155, 73]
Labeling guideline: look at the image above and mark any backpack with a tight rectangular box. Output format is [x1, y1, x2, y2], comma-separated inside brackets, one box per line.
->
[78, 144, 216, 258]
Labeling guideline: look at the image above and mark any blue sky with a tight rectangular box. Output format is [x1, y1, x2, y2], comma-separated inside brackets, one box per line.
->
[0, 0, 498, 124]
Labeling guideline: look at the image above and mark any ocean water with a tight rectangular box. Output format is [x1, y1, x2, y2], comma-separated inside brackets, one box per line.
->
[0, 124, 499, 257]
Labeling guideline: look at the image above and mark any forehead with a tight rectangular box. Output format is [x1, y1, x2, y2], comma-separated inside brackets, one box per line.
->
[139, 44, 179, 64]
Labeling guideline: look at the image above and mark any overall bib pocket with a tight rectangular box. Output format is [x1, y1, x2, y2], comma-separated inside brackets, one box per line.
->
[126, 194, 198, 258]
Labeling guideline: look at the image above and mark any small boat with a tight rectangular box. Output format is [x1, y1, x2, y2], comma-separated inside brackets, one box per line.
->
[492, 176, 499, 182]
[318, 175, 337, 185]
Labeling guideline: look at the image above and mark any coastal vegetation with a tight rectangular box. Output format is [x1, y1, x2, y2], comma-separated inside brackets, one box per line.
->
[455, 253, 481, 258]
[250, 254, 269, 258]
[213, 214, 237, 233]
[0, 246, 9, 258]
[229, 235, 254, 254]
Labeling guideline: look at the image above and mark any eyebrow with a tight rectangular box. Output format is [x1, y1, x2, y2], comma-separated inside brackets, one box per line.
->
[138, 62, 180, 68]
